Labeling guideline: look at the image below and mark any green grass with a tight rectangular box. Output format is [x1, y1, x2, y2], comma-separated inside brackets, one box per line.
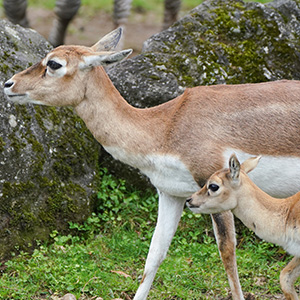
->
[0, 168, 296, 299]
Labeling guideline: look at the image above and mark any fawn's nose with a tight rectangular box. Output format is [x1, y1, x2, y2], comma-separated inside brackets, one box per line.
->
[186, 197, 192, 203]
[4, 80, 14, 89]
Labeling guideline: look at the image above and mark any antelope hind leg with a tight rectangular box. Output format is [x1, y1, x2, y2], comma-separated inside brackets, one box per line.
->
[280, 256, 300, 300]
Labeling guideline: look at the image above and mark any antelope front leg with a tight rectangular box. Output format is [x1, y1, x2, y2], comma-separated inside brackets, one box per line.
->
[211, 212, 245, 300]
[133, 191, 185, 300]
[280, 256, 300, 300]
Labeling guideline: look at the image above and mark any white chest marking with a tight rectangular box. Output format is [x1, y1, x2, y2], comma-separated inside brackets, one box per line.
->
[104, 146, 199, 198]
[224, 149, 300, 198]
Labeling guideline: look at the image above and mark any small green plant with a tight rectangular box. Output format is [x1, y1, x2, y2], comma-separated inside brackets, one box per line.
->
[96, 168, 158, 234]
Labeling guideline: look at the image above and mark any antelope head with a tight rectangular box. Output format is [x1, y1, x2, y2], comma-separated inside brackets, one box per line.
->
[186, 154, 261, 214]
[3, 28, 132, 107]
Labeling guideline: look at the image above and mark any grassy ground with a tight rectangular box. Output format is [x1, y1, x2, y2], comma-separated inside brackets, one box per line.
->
[0, 169, 295, 300]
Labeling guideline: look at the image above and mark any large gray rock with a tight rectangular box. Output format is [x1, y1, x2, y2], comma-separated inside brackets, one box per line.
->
[108, 0, 300, 107]
[0, 20, 101, 258]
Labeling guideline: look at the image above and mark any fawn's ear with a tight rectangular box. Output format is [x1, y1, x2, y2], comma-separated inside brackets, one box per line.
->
[241, 155, 261, 174]
[229, 154, 241, 181]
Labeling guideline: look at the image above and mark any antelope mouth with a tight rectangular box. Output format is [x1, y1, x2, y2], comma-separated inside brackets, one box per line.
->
[7, 94, 27, 98]
[5, 92, 35, 105]
[186, 197, 198, 209]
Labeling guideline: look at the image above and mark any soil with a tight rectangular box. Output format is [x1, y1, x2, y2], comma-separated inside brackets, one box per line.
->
[26, 6, 165, 55]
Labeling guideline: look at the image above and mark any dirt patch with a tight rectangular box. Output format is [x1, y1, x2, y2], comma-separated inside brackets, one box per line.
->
[26, 6, 164, 55]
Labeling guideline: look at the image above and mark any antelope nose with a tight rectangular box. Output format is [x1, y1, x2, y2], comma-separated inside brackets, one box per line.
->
[4, 81, 14, 89]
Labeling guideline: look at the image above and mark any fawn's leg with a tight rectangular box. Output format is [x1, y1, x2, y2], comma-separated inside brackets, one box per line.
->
[211, 211, 245, 300]
[280, 256, 300, 300]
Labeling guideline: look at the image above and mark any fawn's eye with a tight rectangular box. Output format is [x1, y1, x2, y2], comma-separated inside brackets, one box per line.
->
[47, 60, 62, 70]
[208, 183, 219, 192]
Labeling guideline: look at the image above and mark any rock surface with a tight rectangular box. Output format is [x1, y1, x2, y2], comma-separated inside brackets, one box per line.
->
[0, 20, 101, 258]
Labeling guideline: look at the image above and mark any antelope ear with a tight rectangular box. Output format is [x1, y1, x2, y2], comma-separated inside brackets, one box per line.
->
[241, 155, 261, 174]
[229, 154, 241, 181]
[91, 27, 123, 52]
[79, 49, 132, 69]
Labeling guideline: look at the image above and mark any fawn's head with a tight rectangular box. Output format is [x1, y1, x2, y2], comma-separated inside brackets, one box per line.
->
[4, 28, 132, 107]
[186, 154, 261, 214]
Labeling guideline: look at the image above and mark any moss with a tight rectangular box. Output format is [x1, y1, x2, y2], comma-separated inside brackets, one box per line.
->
[26, 136, 44, 153]
[0, 137, 5, 152]
[144, 0, 300, 87]
[0, 23, 99, 257]
[8, 133, 26, 154]
[0, 176, 89, 244]
[149, 75, 161, 80]
[0, 182, 37, 231]
[1, 102, 99, 258]
[1, 181, 35, 201]
[15, 105, 32, 123]
[52, 161, 74, 179]
[0, 63, 9, 75]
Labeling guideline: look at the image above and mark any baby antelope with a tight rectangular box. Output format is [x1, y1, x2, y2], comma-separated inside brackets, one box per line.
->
[186, 154, 300, 300]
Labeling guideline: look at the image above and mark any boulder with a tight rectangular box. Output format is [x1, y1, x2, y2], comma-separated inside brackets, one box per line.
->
[0, 20, 101, 258]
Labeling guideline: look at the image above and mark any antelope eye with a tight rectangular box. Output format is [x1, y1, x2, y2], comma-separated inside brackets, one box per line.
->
[208, 183, 219, 192]
[47, 60, 62, 70]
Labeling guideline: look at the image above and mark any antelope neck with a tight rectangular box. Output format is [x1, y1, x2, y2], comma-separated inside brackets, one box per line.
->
[74, 67, 166, 155]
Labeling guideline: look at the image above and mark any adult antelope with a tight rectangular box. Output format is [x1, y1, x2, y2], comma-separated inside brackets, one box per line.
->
[3, 28, 300, 300]
[186, 154, 300, 300]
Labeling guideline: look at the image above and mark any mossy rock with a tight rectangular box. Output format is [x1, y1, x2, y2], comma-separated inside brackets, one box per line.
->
[0, 20, 101, 259]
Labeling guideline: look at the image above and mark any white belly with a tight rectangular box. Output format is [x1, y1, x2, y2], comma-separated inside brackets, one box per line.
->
[224, 149, 300, 198]
[103, 146, 199, 198]
[142, 155, 200, 198]
[105, 146, 300, 199]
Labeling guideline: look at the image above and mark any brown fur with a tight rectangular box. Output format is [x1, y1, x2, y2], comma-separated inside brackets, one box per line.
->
[188, 156, 300, 300]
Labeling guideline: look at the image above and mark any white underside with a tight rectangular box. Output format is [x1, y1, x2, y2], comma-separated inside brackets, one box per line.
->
[105, 146, 300, 199]
[104, 146, 199, 198]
